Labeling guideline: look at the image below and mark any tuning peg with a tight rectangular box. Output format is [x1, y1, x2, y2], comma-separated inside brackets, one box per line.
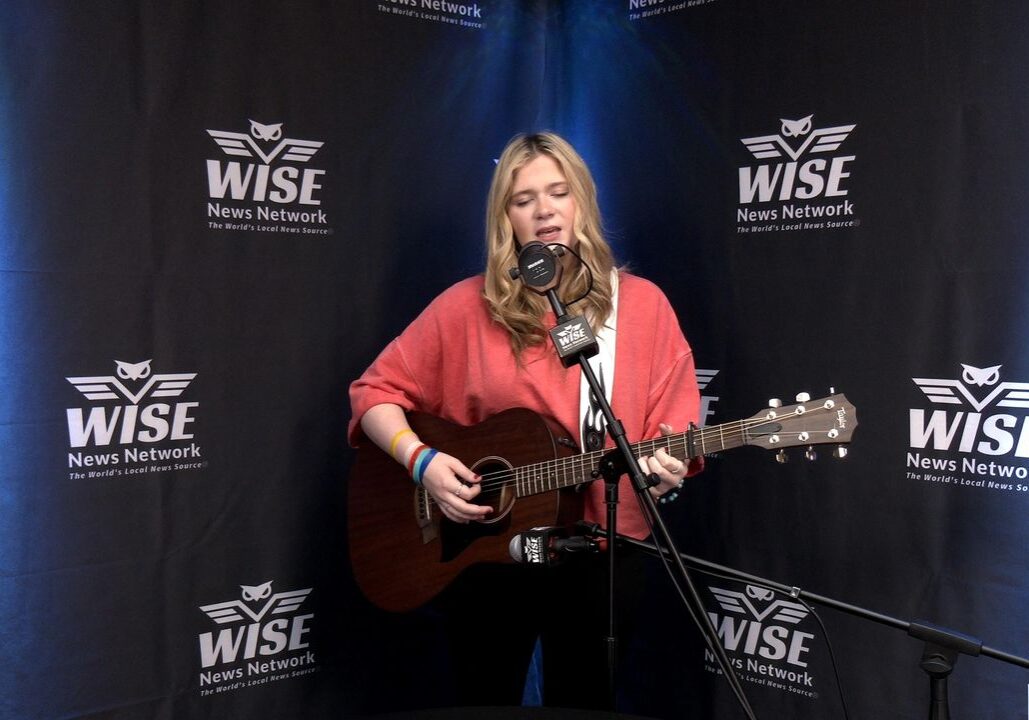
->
[768, 398, 782, 408]
[833, 446, 849, 459]
[775, 449, 789, 464]
[804, 446, 817, 462]
[795, 392, 811, 403]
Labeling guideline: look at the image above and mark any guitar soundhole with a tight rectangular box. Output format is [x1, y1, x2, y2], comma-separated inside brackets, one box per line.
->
[470, 456, 515, 524]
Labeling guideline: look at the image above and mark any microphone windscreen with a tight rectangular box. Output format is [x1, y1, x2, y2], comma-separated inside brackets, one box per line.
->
[508, 534, 523, 562]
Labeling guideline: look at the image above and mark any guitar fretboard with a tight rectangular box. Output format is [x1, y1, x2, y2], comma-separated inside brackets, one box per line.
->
[512, 420, 754, 498]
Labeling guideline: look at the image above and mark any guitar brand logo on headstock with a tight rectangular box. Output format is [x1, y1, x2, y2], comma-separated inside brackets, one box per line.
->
[836, 408, 848, 428]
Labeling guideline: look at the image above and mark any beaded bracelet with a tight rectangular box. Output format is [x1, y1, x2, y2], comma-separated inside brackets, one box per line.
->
[659, 478, 686, 505]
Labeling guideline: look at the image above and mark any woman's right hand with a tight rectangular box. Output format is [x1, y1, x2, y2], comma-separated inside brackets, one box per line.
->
[420, 451, 493, 524]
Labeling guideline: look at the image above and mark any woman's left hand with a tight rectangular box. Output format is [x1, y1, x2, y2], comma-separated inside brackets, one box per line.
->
[639, 423, 688, 499]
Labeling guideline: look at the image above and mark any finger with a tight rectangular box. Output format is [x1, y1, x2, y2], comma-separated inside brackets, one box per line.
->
[458, 480, 484, 501]
[448, 482, 485, 507]
[444, 497, 491, 522]
[447, 459, 481, 485]
[439, 485, 492, 518]
[440, 502, 469, 524]
[659, 423, 675, 436]
[655, 447, 684, 475]
[638, 455, 669, 496]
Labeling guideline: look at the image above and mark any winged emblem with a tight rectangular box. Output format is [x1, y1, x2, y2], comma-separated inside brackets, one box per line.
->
[741, 115, 856, 161]
[200, 583, 312, 625]
[913, 364, 1029, 412]
[695, 368, 720, 391]
[710, 585, 809, 624]
[207, 121, 323, 165]
[67, 360, 196, 405]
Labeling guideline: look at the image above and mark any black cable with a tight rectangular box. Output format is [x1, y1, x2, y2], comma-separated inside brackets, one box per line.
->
[544, 242, 594, 307]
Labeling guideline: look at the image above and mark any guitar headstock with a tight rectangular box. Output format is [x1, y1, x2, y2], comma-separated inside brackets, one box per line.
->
[743, 392, 857, 461]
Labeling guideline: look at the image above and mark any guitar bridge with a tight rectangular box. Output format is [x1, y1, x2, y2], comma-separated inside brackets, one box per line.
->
[415, 487, 438, 544]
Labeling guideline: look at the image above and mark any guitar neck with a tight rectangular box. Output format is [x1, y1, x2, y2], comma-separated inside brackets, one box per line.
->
[510, 392, 855, 498]
[512, 421, 746, 498]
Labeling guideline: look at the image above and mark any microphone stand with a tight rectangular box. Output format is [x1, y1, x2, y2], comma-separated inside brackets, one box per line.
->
[509, 241, 757, 718]
[615, 534, 1029, 719]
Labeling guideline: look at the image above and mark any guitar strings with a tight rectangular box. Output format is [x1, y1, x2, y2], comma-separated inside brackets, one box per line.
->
[422, 408, 838, 504]
[468, 416, 827, 494]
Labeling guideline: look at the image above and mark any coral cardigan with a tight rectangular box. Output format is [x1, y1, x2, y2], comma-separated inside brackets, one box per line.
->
[348, 272, 702, 539]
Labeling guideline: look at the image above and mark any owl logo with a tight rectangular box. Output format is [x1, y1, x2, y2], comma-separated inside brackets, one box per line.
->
[67, 360, 196, 405]
[710, 585, 809, 624]
[961, 364, 1001, 387]
[241, 581, 273, 601]
[249, 120, 283, 142]
[913, 363, 1029, 412]
[741, 114, 856, 161]
[115, 359, 152, 381]
[745, 585, 775, 602]
[207, 121, 323, 165]
[780, 115, 812, 137]
[200, 581, 312, 625]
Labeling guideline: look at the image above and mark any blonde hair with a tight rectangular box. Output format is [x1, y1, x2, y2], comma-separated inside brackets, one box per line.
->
[483, 132, 616, 355]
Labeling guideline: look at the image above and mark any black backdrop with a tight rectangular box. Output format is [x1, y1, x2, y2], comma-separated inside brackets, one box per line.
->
[2, 1, 1027, 718]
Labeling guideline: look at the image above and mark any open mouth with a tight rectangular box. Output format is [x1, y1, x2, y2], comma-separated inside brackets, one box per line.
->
[536, 226, 561, 242]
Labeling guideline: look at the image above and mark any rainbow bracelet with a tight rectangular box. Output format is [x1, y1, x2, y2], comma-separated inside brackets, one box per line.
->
[411, 448, 438, 486]
[406, 443, 429, 477]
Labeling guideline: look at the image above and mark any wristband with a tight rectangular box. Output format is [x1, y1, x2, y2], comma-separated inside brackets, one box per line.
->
[659, 478, 685, 505]
[389, 429, 415, 459]
[412, 448, 439, 486]
[406, 443, 429, 477]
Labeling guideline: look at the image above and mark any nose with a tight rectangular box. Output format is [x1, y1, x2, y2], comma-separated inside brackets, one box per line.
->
[535, 196, 554, 218]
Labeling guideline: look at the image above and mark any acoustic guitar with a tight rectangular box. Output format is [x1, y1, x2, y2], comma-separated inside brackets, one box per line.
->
[348, 392, 857, 612]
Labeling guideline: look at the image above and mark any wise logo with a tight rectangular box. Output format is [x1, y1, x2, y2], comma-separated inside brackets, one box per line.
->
[65, 359, 204, 477]
[205, 120, 332, 234]
[197, 581, 317, 694]
[696, 368, 720, 427]
[376, 0, 487, 30]
[907, 364, 1029, 491]
[736, 114, 860, 234]
[703, 583, 819, 698]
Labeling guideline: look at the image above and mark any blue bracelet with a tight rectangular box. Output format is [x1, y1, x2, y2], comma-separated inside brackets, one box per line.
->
[412, 448, 438, 486]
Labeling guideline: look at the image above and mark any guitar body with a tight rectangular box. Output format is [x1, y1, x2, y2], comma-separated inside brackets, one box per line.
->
[347, 408, 583, 612]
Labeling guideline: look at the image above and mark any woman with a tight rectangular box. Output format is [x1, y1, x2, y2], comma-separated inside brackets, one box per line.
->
[349, 132, 702, 708]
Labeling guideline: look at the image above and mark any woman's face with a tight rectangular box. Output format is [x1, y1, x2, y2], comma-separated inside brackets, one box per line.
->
[506, 154, 578, 252]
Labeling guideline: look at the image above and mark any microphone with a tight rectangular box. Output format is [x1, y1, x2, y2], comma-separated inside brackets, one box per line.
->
[508, 526, 599, 566]
[508, 241, 565, 294]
